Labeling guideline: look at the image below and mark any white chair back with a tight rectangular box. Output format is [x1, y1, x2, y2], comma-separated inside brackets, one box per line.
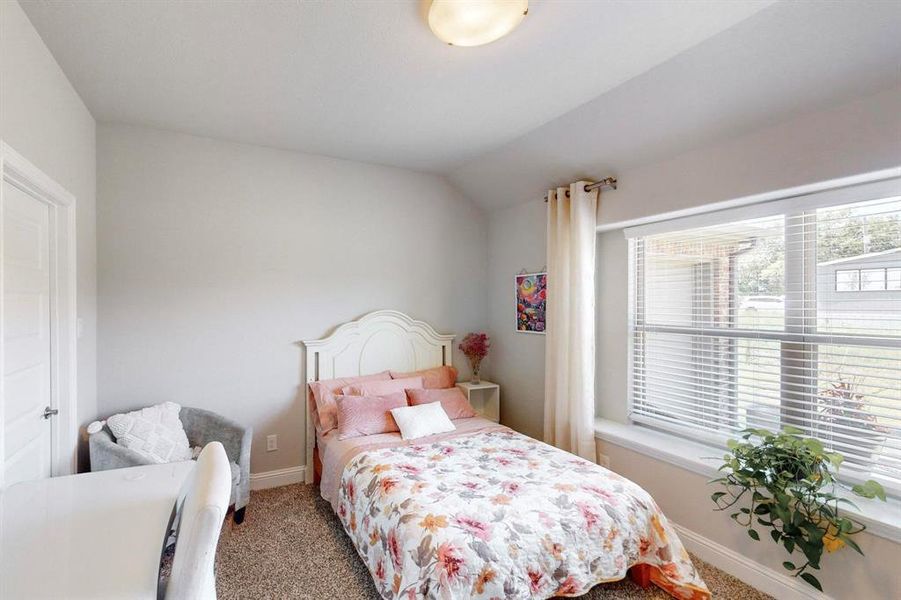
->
[165, 442, 231, 600]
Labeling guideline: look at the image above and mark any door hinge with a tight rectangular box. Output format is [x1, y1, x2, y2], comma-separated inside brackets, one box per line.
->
[43, 406, 59, 419]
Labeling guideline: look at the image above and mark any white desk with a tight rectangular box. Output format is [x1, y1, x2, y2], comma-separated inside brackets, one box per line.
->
[0, 461, 194, 599]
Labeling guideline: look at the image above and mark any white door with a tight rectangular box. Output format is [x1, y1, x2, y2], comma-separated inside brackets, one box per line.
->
[2, 179, 54, 485]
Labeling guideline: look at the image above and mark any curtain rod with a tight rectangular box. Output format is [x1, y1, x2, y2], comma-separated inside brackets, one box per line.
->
[543, 176, 617, 202]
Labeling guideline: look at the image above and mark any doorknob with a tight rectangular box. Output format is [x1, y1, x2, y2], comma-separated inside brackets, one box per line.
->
[43, 406, 59, 419]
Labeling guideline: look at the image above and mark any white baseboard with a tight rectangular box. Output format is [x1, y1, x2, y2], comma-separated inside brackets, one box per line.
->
[672, 523, 830, 600]
[249, 465, 307, 491]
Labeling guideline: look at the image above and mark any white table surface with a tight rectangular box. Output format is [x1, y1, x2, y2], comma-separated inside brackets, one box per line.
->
[0, 461, 194, 600]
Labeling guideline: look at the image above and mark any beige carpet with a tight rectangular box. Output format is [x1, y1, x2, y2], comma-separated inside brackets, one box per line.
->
[201, 484, 772, 599]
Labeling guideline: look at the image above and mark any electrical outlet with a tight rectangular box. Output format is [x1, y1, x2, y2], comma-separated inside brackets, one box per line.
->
[597, 453, 611, 469]
[266, 434, 278, 452]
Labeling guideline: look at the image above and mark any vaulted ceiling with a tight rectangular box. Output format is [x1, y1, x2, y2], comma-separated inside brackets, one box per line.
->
[19, 1, 901, 210]
[448, 1, 901, 209]
[20, 0, 770, 173]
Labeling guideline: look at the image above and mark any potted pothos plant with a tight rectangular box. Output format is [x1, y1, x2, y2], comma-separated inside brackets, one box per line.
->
[710, 427, 886, 592]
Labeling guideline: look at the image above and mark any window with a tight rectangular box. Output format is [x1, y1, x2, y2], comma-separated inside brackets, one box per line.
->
[834, 268, 901, 291]
[836, 269, 859, 291]
[889, 268, 901, 291]
[627, 181, 901, 491]
[861, 269, 887, 291]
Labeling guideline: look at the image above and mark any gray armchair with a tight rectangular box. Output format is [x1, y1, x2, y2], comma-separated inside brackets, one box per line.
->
[89, 406, 252, 523]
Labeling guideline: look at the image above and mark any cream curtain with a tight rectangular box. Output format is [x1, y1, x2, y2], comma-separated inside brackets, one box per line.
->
[544, 181, 598, 461]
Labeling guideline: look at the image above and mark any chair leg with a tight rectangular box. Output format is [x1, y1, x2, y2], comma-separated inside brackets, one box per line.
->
[233, 507, 246, 524]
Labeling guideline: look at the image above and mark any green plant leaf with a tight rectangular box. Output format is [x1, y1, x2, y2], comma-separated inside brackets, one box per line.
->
[800, 573, 823, 592]
[851, 484, 872, 498]
[783, 561, 795, 570]
[841, 534, 864, 556]
[783, 538, 795, 554]
[867, 480, 887, 501]
[748, 529, 760, 541]
[805, 522, 825, 544]
[852, 480, 887, 501]
[772, 504, 789, 524]
[799, 537, 823, 570]
[782, 425, 803, 435]
[770, 529, 781, 543]
[803, 438, 824, 454]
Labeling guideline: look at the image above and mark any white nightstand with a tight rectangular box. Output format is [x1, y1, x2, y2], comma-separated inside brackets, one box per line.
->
[456, 381, 500, 423]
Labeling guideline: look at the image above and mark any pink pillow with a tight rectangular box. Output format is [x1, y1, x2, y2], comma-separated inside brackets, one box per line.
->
[309, 371, 391, 433]
[343, 376, 423, 397]
[390, 366, 457, 389]
[336, 392, 408, 440]
[406, 387, 476, 420]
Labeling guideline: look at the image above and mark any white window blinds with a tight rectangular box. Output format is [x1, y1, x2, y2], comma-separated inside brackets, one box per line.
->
[627, 179, 901, 491]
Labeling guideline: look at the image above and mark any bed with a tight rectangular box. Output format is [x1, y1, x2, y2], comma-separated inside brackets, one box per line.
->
[303, 310, 710, 600]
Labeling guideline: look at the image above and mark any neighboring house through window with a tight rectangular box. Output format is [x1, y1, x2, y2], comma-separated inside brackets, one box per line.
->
[832, 258, 901, 292]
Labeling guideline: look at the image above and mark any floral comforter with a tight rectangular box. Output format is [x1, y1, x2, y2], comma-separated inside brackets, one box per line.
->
[336, 428, 710, 600]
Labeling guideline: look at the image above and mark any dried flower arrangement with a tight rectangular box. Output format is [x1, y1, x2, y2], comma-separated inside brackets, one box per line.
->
[459, 332, 490, 383]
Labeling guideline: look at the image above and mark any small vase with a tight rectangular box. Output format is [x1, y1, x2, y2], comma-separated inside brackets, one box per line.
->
[470, 364, 481, 384]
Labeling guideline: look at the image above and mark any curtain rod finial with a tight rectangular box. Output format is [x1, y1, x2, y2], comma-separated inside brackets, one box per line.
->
[544, 176, 617, 201]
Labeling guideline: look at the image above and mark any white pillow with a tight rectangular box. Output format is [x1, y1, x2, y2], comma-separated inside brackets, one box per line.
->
[106, 401, 193, 463]
[390, 402, 456, 440]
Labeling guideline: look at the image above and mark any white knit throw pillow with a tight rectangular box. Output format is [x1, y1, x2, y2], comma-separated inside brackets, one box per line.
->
[106, 401, 192, 463]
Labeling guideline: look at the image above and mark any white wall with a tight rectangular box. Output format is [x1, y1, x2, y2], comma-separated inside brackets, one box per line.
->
[0, 0, 97, 470]
[596, 85, 901, 229]
[97, 123, 489, 474]
[595, 231, 629, 423]
[486, 200, 546, 440]
[482, 88, 901, 598]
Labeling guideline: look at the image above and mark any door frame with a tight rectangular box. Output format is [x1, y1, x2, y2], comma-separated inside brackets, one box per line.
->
[0, 141, 78, 486]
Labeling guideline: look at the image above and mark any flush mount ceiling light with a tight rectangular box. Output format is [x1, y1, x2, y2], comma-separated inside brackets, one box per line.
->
[428, 0, 528, 47]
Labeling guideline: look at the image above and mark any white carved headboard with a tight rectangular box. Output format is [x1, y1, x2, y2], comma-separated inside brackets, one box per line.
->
[301, 310, 455, 483]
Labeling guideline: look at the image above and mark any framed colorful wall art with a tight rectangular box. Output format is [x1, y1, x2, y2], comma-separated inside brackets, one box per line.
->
[515, 272, 546, 334]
